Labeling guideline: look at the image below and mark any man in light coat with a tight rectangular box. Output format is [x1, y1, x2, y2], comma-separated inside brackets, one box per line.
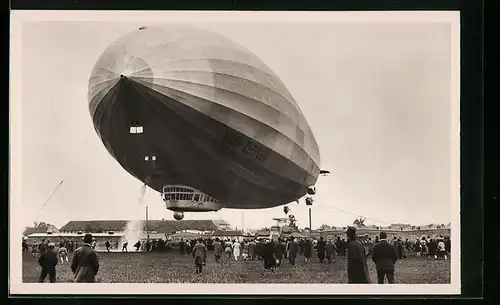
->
[71, 233, 100, 283]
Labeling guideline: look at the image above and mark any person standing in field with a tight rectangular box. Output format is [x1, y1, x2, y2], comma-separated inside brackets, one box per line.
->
[213, 238, 223, 263]
[346, 227, 370, 284]
[325, 239, 336, 263]
[317, 237, 326, 263]
[22, 238, 28, 252]
[233, 239, 242, 261]
[262, 239, 277, 272]
[31, 241, 38, 258]
[105, 240, 111, 252]
[179, 238, 185, 255]
[372, 232, 398, 284]
[436, 239, 448, 260]
[71, 233, 100, 283]
[192, 238, 207, 274]
[414, 239, 422, 256]
[38, 239, 47, 255]
[286, 237, 299, 266]
[274, 238, 286, 266]
[58, 244, 69, 264]
[38, 242, 58, 283]
[224, 239, 233, 261]
[248, 239, 256, 260]
[242, 240, 249, 261]
[303, 239, 312, 263]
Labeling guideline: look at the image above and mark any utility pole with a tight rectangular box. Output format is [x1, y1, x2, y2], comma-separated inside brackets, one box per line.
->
[242, 212, 245, 233]
[146, 206, 149, 240]
[309, 208, 312, 231]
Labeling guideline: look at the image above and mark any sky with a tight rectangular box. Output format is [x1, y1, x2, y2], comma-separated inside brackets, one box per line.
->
[17, 20, 456, 230]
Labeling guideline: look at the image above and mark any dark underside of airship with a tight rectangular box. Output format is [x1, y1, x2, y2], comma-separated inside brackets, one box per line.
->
[91, 75, 318, 209]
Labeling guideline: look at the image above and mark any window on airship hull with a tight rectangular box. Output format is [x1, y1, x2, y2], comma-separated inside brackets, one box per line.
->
[129, 126, 144, 134]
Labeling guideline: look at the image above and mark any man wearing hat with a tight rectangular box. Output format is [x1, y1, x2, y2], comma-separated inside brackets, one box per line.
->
[325, 238, 336, 263]
[346, 226, 370, 283]
[372, 231, 398, 283]
[38, 242, 58, 282]
[71, 233, 100, 282]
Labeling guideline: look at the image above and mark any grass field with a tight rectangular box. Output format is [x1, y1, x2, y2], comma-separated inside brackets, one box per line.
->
[22, 250, 450, 284]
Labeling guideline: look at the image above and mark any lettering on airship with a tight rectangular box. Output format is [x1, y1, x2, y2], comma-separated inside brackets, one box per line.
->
[222, 130, 268, 162]
[242, 141, 268, 162]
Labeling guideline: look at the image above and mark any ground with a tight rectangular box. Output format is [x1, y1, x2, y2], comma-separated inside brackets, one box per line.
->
[22, 250, 450, 284]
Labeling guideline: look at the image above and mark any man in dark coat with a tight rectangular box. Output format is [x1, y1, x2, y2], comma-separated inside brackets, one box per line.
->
[22, 239, 28, 252]
[303, 239, 312, 263]
[340, 238, 347, 258]
[213, 238, 223, 263]
[38, 242, 58, 282]
[346, 227, 370, 283]
[255, 240, 264, 260]
[262, 240, 277, 271]
[325, 239, 336, 263]
[372, 232, 398, 284]
[317, 237, 327, 263]
[105, 240, 111, 252]
[38, 239, 47, 255]
[286, 237, 299, 265]
[248, 239, 256, 260]
[397, 238, 406, 259]
[274, 238, 286, 266]
[298, 239, 305, 256]
[71, 233, 100, 283]
[179, 238, 185, 255]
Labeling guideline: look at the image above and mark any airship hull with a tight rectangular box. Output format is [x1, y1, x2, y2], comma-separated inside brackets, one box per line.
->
[88, 25, 321, 209]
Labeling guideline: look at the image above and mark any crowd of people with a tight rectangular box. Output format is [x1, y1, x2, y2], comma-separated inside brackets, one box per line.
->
[25, 229, 451, 284]
[182, 229, 451, 282]
[31, 234, 100, 283]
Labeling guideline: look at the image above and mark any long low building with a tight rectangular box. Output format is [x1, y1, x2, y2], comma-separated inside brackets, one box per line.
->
[309, 224, 451, 241]
[25, 219, 241, 251]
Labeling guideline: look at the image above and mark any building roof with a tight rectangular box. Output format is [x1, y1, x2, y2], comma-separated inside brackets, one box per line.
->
[211, 230, 243, 236]
[212, 220, 231, 227]
[59, 220, 219, 233]
[23, 224, 61, 236]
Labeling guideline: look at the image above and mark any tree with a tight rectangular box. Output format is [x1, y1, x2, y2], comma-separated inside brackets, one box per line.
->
[23, 222, 53, 236]
[318, 224, 331, 231]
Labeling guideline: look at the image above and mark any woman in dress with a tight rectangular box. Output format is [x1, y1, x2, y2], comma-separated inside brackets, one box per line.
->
[233, 239, 242, 261]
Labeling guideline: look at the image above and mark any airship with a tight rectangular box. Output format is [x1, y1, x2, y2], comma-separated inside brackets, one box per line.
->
[88, 25, 322, 220]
